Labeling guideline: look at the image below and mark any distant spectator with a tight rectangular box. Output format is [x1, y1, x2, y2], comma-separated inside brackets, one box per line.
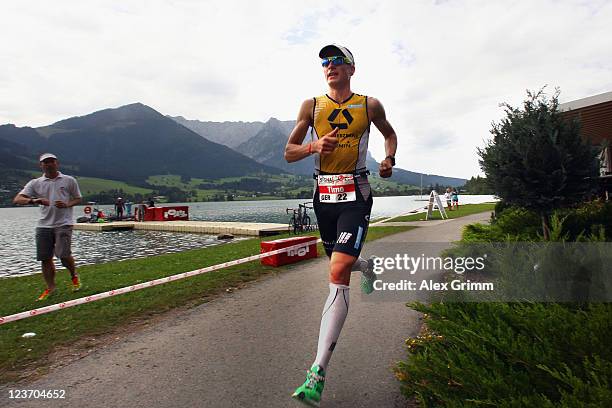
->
[444, 187, 452, 211]
[451, 189, 459, 210]
[147, 197, 155, 207]
[114, 197, 125, 219]
[13, 153, 82, 301]
[136, 202, 147, 222]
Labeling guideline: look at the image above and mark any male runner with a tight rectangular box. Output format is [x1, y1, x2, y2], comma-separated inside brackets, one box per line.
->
[284, 44, 398, 406]
[14, 153, 83, 301]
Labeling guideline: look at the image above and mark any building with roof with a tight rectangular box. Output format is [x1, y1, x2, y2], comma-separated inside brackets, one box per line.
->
[559, 91, 611, 199]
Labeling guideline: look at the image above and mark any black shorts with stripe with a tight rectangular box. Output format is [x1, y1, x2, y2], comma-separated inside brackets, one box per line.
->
[313, 181, 373, 258]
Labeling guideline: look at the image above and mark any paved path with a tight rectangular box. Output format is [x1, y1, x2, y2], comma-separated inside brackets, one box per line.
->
[1, 213, 490, 408]
[376, 220, 452, 227]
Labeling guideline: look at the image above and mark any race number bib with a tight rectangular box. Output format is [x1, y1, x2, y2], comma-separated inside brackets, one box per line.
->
[317, 174, 357, 203]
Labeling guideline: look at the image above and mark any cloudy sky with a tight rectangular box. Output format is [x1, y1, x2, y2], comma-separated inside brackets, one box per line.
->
[1, 0, 611, 178]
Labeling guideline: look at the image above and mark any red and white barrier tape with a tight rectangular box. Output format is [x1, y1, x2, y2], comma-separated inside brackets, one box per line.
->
[0, 238, 320, 325]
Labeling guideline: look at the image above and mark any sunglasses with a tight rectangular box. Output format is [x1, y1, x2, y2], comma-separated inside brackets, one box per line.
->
[321, 56, 352, 67]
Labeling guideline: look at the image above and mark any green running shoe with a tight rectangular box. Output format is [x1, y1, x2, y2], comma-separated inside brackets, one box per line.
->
[361, 257, 377, 294]
[292, 364, 325, 407]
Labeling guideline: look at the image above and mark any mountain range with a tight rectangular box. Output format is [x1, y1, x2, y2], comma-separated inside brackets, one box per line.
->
[170, 116, 269, 149]
[188, 119, 466, 187]
[0, 104, 279, 183]
[0, 103, 466, 188]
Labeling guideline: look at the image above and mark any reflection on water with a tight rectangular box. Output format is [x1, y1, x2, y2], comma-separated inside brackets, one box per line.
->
[74, 229, 240, 267]
[1, 227, 242, 278]
[0, 195, 496, 278]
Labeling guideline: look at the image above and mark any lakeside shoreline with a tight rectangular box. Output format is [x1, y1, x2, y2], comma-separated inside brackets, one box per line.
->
[0, 225, 416, 384]
[0, 198, 497, 279]
[0, 193, 497, 209]
[0, 205, 496, 383]
[0, 211, 496, 408]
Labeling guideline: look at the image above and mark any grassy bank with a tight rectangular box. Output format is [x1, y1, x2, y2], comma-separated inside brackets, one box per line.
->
[77, 176, 154, 196]
[396, 302, 612, 406]
[395, 201, 612, 406]
[0, 225, 415, 383]
[385, 202, 496, 222]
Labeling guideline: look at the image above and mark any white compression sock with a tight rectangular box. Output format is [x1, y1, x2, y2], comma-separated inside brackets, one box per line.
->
[313, 283, 350, 370]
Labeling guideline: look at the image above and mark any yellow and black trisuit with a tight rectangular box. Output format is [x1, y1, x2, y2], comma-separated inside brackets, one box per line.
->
[311, 93, 373, 258]
[312, 93, 370, 174]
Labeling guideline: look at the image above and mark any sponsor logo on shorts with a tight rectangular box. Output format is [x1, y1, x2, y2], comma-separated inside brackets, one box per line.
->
[337, 232, 352, 244]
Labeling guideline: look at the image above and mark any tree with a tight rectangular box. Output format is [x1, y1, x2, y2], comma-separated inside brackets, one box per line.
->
[478, 89, 599, 240]
[462, 176, 495, 195]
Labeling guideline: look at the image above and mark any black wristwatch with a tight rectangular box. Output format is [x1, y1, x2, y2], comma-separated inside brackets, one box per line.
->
[29, 198, 35, 205]
[385, 155, 396, 166]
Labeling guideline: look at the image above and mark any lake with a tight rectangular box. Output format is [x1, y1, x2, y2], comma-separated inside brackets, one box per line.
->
[0, 195, 496, 278]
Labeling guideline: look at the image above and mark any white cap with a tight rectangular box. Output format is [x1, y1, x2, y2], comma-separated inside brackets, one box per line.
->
[319, 44, 355, 65]
[39, 153, 58, 162]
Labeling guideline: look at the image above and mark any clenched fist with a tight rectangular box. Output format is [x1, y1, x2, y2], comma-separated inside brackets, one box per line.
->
[379, 158, 393, 178]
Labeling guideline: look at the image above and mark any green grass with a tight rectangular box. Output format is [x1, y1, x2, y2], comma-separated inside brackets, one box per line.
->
[77, 173, 421, 203]
[76, 176, 153, 196]
[397, 302, 612, 406]
[385, 202, 496, 222]
[146, 174, 314, 201]
[368, 175, 419, 194]
[0, 225, 414, 383]
[194, 189, 226, 200]
[146, 174, 205, 189]
[147, 173, 309, 189]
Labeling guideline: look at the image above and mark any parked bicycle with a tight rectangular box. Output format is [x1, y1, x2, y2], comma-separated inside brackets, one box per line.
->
[286, 201, 317, 234]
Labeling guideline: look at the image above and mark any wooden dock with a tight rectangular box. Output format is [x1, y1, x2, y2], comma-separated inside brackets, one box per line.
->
[73, 221, 289, 236]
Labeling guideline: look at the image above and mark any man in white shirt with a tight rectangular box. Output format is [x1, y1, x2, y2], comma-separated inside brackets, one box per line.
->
[13, 153, 83, 301]
[444, 187, 452, 211]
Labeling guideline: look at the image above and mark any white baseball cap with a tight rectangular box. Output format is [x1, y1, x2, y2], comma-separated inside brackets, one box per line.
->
[319, 44, 355, 65]
[39, 153, 58, 162]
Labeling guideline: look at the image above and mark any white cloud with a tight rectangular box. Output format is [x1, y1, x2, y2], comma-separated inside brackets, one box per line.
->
[1, 0, 611, 178]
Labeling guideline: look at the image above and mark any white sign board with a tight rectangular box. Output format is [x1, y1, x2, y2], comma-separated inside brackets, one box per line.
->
[426, 191, 448, 220]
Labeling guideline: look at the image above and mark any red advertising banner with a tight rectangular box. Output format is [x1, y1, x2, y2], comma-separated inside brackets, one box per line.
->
[260, 236, 318, 267]
[144, 206, 189, 221]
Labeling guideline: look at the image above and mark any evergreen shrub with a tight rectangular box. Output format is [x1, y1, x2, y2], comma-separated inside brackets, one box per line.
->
[396, 302, 612, 407]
